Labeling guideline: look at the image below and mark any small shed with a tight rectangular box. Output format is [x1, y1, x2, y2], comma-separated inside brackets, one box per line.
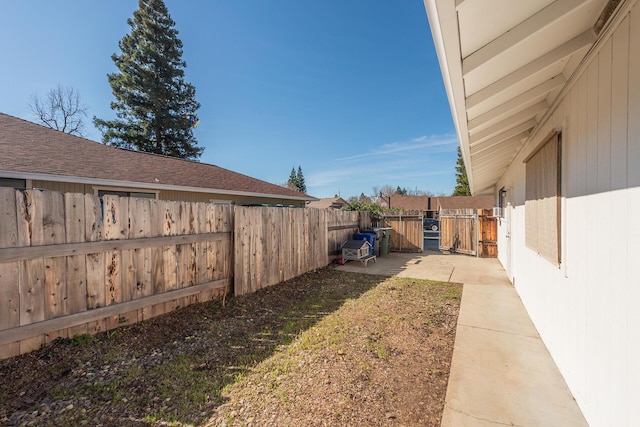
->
[341, 240, 376, 266]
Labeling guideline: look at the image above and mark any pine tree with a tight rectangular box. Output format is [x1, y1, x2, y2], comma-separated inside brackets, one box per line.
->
[287, 167, 297, 190]
[453, 147, 471, 196]
[296, 166, 307, 193]
[396, 186, 408, 195]
[93, 0, 202, 159]
[286, 166, 307, 193]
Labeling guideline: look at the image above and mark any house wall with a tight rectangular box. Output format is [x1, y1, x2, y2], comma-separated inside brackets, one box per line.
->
[496, 5, 640, 426]
[30, 180, 305, 207]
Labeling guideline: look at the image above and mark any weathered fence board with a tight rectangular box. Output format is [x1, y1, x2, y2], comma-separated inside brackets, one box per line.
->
[0, 262, 19, 358]
[381, 214, 423, 253]
[85, 194, 106, 334]
[65, 193, 88, 337]
[0, 188, 20, 358]
[234, 206, 329, 296]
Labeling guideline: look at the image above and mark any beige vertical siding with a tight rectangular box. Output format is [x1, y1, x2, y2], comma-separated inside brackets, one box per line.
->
[27, 181, 305, 206]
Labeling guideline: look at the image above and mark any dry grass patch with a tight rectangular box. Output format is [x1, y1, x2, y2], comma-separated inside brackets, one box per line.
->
[0, 267, 461, 427]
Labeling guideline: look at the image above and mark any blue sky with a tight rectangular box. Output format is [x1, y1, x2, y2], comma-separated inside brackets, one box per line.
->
[0, 1, 457, 199]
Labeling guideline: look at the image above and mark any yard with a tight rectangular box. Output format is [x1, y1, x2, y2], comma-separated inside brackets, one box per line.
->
[0, 267, 461, 427]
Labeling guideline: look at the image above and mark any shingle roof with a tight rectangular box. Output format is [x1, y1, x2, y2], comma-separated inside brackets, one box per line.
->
[388, 195, 431, 211]
[388, 195, 494, 211]
[306, 197, 347, 209]
[437, 196, 494, 210]
[0, 113, 312, 200]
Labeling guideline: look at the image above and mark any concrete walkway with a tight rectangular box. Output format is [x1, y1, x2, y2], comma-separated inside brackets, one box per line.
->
[335, 251, 588, 427]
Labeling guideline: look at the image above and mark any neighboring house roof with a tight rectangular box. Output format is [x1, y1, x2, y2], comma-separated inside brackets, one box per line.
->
[424, 0, 609, 194]
[388, 195, 431, 211]
[0, 113, 313, 201]
[437, 196, 494, 210]
[388, 195, 494, 211]
[307, 197, 348, 209]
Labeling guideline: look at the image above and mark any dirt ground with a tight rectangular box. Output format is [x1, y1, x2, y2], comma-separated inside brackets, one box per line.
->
[0, 267, 462, 427]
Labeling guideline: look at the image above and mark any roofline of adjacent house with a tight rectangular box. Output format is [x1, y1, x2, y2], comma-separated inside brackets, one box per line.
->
[0, 170, 317, 202]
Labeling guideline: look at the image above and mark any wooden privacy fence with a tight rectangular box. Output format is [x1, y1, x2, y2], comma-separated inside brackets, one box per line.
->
[234, 208, 370, 295]
[380, 213, 423, 253]
[234, 207, 327, 296]
[326, 210, 365, 261]
[0, 189, 233, 359]
[0, 189, 371, 359]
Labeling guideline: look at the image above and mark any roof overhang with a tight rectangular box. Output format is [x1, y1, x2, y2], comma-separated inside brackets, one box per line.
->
[424, 0, 618, 195]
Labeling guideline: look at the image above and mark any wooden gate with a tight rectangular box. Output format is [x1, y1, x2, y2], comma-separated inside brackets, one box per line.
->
[478, 215, 498, 258]
[439, 213, 478, 255]
[439, 209, 498, 257]
[381, 214, 423, 253]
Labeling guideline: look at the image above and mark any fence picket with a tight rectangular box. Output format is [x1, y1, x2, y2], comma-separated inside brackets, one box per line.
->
[163, 201, 179, 313]
[16, 190, 45, 351]
[0, 188, 19, 358]
[65, 193, 88, 337]
[150, 200, 165, 317]
[84, 194, 106, 333]
[134, 198, 153, 320]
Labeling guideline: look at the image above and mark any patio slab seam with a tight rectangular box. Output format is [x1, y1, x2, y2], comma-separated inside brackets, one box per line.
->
[456, 323, 540, 339]
[443, 405, 527, 427]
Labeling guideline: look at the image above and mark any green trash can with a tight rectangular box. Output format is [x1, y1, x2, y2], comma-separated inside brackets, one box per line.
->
[380, 228, 392, 255]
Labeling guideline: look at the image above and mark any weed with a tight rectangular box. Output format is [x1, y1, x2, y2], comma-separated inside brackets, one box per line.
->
[105, 330, 121, 340]
[71, 333, 94, 346]
[103, 349, 118, 363]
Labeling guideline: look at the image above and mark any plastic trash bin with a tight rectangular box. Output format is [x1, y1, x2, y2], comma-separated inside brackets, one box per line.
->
[353, 233, 376, 256]
[380, 228, 391, 255]
[361, 229, 382, 256]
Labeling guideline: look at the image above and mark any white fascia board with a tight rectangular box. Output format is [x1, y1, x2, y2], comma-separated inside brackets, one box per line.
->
[424, 0, 475, 193]
[0, 170, 316, 202]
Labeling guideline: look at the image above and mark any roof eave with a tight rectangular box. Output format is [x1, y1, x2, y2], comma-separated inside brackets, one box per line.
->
[424, 0, 477, 194]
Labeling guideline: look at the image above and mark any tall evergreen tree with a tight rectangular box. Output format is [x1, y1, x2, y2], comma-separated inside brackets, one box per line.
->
[94, 0, 202, 159]
[453, 147, 471, 196]
[296, 166, 307, 193]
[287, 167, 297, 190]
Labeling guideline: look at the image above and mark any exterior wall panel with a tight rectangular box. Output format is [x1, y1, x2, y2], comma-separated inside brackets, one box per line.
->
[27, 182, 305, 207]
[496, 7, 639, 426]
[31, 180, 88, 194]
[627, 6, 640, 426]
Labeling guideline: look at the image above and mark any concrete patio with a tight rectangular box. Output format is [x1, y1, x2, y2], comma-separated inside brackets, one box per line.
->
[335, 250, 588, 426]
